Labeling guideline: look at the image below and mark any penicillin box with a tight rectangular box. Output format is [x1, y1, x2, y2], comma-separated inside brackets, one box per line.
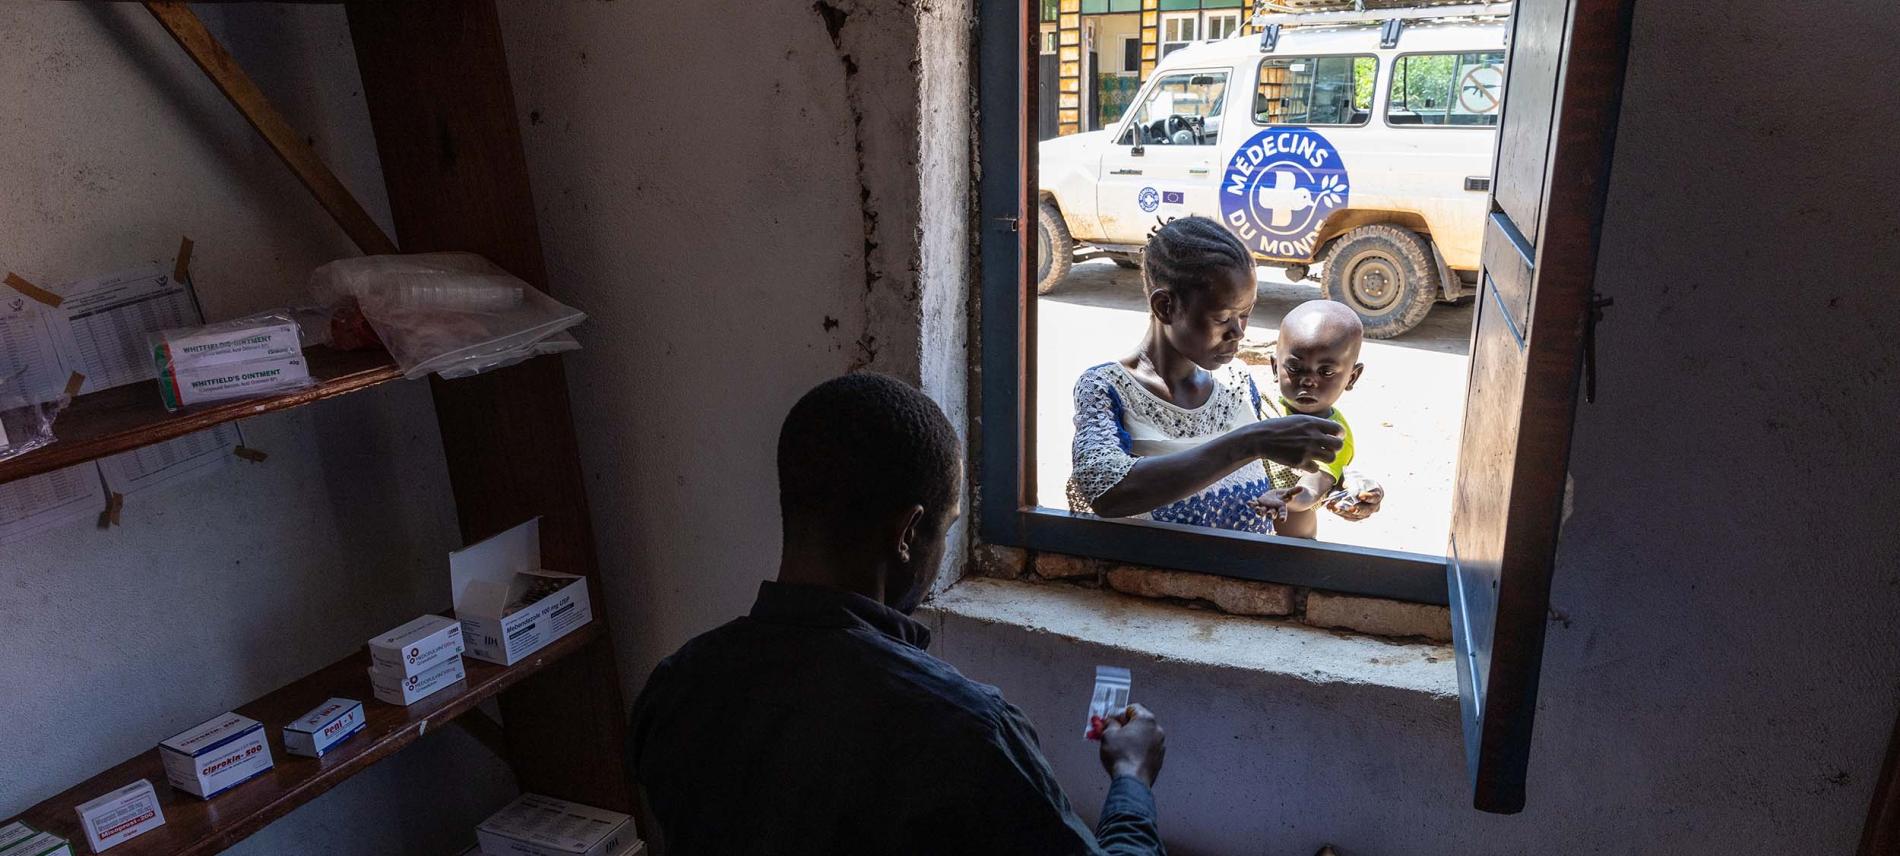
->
[368, 656, 466, 706]
[158, 713, 274, 800]
[73, 779, 165, 853]
[0, 831, 71, 856]
[475, 794, 636, 856]
[367, 615, 464, 678]
[451, 519, 593, 666]
[283, 698, 366, 759]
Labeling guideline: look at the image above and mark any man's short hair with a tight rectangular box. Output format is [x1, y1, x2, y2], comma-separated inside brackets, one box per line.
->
[777, 373, 961, 532]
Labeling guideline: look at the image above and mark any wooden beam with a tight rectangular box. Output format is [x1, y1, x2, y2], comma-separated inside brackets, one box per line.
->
[1860, 705, 1900, 856]
[345, 0, 633, 815]
[142, 1, 398, 256]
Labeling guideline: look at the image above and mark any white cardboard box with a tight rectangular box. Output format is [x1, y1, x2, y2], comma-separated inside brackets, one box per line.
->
[73, 779, 165, 853]
[451, 519, 592, 666]
[475, 794, 635, 856]
[0, 831, 72, 856]
[283, 698, 366, 758]
[368, 615, 464, 677]
[157, 713, 273, 799]
[0, 824, 35, 850]
[368, 656, 466, 706]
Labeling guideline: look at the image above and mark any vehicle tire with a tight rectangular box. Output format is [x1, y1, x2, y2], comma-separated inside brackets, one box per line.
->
[1321, 224, 1440, 339]
[1037, 199, 1074, 295]
[1113, 256, 1141, 270]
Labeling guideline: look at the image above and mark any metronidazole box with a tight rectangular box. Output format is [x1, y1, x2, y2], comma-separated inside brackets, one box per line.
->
[368, 656, 466, 706]
[367, 615, 464, 678]
[283, 698, 366, 759]
[158, 713, 274, 799]
[74, 779, 165, 853]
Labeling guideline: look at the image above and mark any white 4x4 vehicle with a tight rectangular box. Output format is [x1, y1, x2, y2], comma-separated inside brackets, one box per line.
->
[1038, 5, 1509, 338]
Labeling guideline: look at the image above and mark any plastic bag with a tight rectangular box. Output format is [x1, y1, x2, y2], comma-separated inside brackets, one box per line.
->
[149, 313, 314, 412]
[309, 253, 584, 380]
[0, 368, 63, 463]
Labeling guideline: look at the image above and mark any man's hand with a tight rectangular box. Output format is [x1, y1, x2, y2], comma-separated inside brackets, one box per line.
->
[1326, 472, 1384, 521]
[1098, 703, 1166, 788]
[1244, 416, 1343, 472]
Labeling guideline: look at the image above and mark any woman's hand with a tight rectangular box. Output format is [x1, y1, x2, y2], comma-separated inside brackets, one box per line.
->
[1242, 416, 1344, 471]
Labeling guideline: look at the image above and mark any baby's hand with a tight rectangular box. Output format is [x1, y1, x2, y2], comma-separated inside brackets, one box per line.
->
[1326, 473, 1384, 520]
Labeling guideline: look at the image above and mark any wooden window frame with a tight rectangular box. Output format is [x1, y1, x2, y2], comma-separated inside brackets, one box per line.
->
[976, 0, 1446, 606]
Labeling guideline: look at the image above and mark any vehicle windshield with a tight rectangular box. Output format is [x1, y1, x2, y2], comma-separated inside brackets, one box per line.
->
[1118, 70, 1230, 147]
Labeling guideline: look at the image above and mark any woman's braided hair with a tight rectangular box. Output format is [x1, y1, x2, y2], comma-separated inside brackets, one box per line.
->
[1140, 216, 1254, 298]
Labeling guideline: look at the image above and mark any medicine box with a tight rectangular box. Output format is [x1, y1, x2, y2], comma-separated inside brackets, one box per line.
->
[0, 831, 71, 856]
[0, 825, 36, 851]
[368, 656, 466, 706]
[151, 320, 309, 411]
[73, 779, 165, 853]
[475, 794, 636, 856]
[451, 519, 592, 666]
[283, 698, 366, 758]
[158, 713, 274, 799]
[368, 615, 464, 678]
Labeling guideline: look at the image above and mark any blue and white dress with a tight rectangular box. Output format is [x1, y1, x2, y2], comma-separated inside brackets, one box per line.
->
[1066, 362, 1279, 534]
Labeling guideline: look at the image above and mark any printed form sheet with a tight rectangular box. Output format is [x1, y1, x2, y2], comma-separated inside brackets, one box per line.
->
[54, 267, 235, 495]
[0, 291, 105, 545]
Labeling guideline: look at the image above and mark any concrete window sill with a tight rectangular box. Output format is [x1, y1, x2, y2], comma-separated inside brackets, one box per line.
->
[922, 577, 1459, 698]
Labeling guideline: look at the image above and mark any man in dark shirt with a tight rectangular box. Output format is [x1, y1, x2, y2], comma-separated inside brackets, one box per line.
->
[630, 373, 1168, 855]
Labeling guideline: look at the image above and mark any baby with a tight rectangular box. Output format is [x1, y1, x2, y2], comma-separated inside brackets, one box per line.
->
[1252, 300, 1383, 539]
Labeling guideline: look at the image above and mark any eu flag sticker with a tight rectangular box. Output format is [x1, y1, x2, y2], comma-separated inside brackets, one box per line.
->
[1162, 191, 1185, 205]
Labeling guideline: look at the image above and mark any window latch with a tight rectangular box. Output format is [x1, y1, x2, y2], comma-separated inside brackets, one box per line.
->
[1583, 294, 1613, 403]
[995, 215, 1020, 232]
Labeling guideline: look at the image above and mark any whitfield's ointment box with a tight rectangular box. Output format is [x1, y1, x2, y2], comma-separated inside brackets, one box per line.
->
[475, 794, 635, 856]
[451, 518, 592, 666]
[157, 712, 274, 799]
[283, 698, 366, 759]
[0, 831, 72, 856]
[368, 656, 466, 706]
[367, 615, 464, 678]
[73, 779, 165, 853]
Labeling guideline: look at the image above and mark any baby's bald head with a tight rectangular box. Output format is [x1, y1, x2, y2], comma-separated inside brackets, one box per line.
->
[1277, 300, 1364, 359]
[1272, 300, 1366, 415]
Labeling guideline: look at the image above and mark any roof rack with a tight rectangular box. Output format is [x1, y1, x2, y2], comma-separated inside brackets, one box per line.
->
[1252, 2, 1513, 28]
[1252, 1, 1511, 51]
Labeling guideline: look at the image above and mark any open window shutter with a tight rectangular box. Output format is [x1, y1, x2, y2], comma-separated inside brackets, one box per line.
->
[1448, 0, 1636, 814]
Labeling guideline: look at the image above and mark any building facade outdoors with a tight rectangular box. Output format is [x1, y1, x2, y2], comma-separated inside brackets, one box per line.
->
[1041, 0, 1255, 137]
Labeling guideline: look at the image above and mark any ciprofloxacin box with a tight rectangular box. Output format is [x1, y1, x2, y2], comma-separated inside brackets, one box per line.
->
[367, 615, 464, 678]
[475, 794, 636, 856]
[451, 518, 592, 666]
[157, 713, 274, 799]
[283, 698, 366, 759]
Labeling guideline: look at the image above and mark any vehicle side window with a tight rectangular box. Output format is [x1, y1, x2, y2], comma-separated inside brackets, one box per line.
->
[1118, 71, 1230, 147]
[1254, 55, 1376, 126]
[1387, 51, 1506, 127]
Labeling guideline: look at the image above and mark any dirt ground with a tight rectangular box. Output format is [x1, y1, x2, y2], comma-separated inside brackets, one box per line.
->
[1035, 259, 1475, 556]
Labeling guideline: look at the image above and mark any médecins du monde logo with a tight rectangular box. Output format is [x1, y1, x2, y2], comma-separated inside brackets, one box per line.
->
[1219, 127, 1350, 259]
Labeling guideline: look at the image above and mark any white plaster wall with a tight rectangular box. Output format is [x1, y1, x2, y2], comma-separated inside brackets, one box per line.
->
[0, 5, 515, 854]
[932, 1, 1900, 853]
[496, 0, 972, 685]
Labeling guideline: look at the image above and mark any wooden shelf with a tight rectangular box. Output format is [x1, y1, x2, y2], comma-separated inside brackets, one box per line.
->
[0, 346, 402, 486]
[8, 622, 602, 856]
